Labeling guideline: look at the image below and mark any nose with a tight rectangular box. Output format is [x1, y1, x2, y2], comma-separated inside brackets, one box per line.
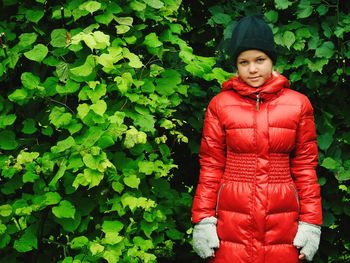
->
[248, 63, 258, 73]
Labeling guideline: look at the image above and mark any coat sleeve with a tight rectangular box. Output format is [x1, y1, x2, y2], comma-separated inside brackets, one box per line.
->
[191, 96, 226, 223]
[290, 96, 322, 225]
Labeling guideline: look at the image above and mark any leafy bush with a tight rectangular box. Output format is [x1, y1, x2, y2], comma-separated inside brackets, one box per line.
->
[0, 0, 350, 262]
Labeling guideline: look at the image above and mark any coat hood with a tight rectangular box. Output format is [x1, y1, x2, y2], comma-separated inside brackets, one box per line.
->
[221, 72, 290, 101]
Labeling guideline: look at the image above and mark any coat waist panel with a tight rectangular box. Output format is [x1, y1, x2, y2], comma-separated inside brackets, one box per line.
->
[223, 152, 292, 183]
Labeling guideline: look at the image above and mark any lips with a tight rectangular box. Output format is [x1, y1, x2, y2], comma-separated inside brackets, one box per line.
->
[249, 76, 260, 81]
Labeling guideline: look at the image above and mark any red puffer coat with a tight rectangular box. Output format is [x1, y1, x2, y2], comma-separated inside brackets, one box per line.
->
[191, 73, 322, 263]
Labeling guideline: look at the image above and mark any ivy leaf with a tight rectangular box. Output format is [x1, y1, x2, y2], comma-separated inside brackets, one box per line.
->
[13, 224, 38, 252]
[102, 221, 124, 244]
[321, 157, 340, 170]
[265, 10, 278, 23]
[0, 114, 17, 129]
[95, 11, 114, 25]
[318, 132, 333, 150]
[123, 49, 143, 68]
[116, 25, 131, 34]
[18, 33, 37, 47]
[79, 1, 101, 14]
[51, 136, 76, 153]
[56, 79, 80, 95]
[90, 242, 105, 255]
[115, 17, 133, 26]
[8, 89, 28, 104]
[21, 72, 40, 90]
[123, 174, 141, 189]
[70, 236, 89, 249]
[282, 31, 295, 49]
[0, 204, 12, 217]
[90, 100, 107, 116]
[297, 2, 313, 19]
[24, 44, 48, 62]
[274, 0, 292, 10]
[143, 33, 162, 48]
[50, 29, 68, 48]
[22, 119, 37, 134]
[49, 106, 72, 128]
[25, 8, 44, 23]
[70, 55, 95, 77]
[211, 13, 231, 25]
[0, 130, 18, 150]
[56, 62, 70, 82]
[143, 0, 164, 9]
[52, 200, 76, 219]
[315, 41, 335, 59]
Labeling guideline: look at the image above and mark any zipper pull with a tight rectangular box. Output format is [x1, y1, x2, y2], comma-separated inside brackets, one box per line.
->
[256, 93, 260, 111]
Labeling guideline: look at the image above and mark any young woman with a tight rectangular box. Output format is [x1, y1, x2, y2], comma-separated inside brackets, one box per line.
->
[191, 15, 322, 263]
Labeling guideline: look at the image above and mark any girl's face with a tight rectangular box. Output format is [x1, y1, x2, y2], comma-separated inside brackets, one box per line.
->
[236, 50, 273, 88]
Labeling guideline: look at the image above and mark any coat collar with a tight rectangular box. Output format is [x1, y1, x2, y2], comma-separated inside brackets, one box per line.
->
[221, 72, 290, 101]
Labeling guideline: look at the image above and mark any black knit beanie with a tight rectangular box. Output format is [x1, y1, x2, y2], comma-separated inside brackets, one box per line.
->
[230, 15, 277, 64]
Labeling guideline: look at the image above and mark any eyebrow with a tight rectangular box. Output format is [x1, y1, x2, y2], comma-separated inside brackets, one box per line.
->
[238, 55, 266, 61]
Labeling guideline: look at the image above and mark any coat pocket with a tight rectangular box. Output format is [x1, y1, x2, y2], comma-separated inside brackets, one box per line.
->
[215, 183, 225, 217]
[290, 183, 300, 212]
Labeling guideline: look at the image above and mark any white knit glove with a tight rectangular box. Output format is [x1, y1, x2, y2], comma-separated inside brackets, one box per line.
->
[192, 216, 220, 259]
[293, 221, 321, 261]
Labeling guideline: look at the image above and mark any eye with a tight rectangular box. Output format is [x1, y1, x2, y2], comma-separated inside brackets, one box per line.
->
[257, 58, 266, 63]
[238, 60, 248, 65]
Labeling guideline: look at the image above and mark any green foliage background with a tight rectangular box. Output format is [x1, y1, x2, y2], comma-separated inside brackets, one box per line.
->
[0, 0, 349, 262]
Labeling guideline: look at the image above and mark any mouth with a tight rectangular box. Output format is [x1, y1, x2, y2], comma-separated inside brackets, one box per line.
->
[248, 76, 260, 81]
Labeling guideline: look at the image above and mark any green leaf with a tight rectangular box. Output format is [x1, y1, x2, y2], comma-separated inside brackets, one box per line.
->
[282, 31, 295, 49]
[211, 12, 231, 25]
[8, 88, 28, 104]
[50, 29, 68, 48]
[56, 79, 80, 94]
[315, 41, 335, 59]
[25, 8, 44, 23]
[21, 72, 40, 90]
[116, 25, 131, 34]
[90, 243, 105, 255]
[0, 130, 18, 150]
[48, 160, 67, 187]
[143, 33, 163, 48]
[44, 192, 62, 205]
[321, 157, 339, 170]
[70, 55, 95, 77]
[123, 49, 143, 68]
[56, 62, 70, 82]
[52, 200, 76, 219]
[22, 119, 37, 134]
[143, 0, 164, 9]
[51, 136, 76, 153]
[70, 236, 89, 249]
[0, 114, 17, 129]
[265, 10, 278, 23]
[49, 106, 72, 128]
[23, 171, 39, 183]
[0, 204, 12, 217]
[274, 0, 292, 10]
[115, 17, 133, 26]
[18, 33, 37, 47]
[317, 132, 333, 150]
[24, 44, 48, 62]
[95, 11, 114, 25]
[130, 0, 146, 11]
[90, 100, 107, 116]
[123, 174, 141, 189]
[13, 224, 38, 252]
[297, 2, 313, 19]
[79, 1, 101, 13]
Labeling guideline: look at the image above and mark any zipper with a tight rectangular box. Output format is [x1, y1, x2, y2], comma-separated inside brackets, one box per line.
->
[215, 183, 225, 216]
[256, 93, 260, 111]
[290, 183, 300, 212]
